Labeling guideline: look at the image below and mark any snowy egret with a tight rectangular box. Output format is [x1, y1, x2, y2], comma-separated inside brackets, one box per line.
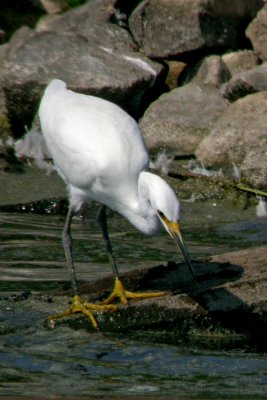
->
[39, 79, 195, 329]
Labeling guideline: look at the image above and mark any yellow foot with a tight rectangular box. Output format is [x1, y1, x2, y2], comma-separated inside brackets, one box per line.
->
[102, 277, 167, 306]
[48, 295, 117, 330]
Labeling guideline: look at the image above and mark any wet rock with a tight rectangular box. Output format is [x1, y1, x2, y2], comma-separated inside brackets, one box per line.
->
[45, 246, 267, 339]
[246, 4, 267, 62]
[222, 50, 260, 76]
[221, 62, 267, 102]
[195, 91, 267, 175]
[0, 0, 163, 137]
[128, 0, 264, 59]
[140, 83, 228, 154]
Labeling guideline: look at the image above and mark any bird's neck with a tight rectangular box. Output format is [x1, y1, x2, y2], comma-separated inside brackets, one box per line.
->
[119, 171, 160, 235]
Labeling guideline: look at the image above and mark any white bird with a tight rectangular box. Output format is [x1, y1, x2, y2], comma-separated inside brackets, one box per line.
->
[39, 79, 195, 329]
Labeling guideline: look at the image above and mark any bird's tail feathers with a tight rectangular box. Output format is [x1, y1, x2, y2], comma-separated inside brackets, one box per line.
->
[45, 79, 67, 95]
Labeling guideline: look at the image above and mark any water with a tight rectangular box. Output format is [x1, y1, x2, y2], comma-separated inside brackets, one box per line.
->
[0, 200, 267, 398]
[0, 328, 266, 398]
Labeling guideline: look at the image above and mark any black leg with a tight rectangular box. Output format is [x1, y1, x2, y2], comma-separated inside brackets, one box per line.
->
[97, 205, 120, 279]
[62, 206, 78, 295]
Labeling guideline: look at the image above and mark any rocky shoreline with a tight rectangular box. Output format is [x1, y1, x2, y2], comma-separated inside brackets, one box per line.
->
[0, 1, 267, 339]
[0, 0, 267, 190]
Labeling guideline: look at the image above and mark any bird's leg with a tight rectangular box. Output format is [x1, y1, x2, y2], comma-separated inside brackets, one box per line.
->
[48, 206, 116, 329]
[62, 207, 78, 296]
[97, 205, 120, 279]
[97, 205, 166, 306]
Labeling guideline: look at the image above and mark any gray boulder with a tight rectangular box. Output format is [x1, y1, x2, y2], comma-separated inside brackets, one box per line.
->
[129, 0, 264, 59]
[191, 55, 231, 88]
[0, 0, 163, 136]
[222, 50, 260, 76]
[246, 4, 267, 62]
[140, 83, 228, 154]
[195, 91, 267, 170]
[221, 62, 267, 102]
[36, 0, 131, 49]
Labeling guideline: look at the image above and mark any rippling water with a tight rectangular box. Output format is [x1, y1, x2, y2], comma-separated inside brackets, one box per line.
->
[0, 327, 266, 398]
[0, 200, 267, 398]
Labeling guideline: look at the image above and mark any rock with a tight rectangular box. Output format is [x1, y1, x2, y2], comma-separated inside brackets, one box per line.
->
[240, 150, 267, 189]
[191, 55, 231, 87]
[140, 83, 228, 154]
[35, 0, 133, 51]
[0, 165, 65, 206]
[39, 0, 69, 14]
[246, 4, 267, 61]
[221, 62, 267, 102]
[128, 0, 264, 59]
[195, 91, 267, 172]
[42, 245, 267, 338]
[222, 50, 260, 76]
[0, 0, 164, 137]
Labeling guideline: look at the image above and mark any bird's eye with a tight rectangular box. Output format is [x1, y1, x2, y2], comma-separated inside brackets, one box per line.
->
[157, 210, 165, 218]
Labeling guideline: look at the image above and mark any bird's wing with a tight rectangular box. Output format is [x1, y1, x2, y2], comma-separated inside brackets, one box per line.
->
[39, 81, 149, 191]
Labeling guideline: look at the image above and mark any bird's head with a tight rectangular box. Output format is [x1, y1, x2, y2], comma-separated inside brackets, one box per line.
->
[139, 172, 195, 279]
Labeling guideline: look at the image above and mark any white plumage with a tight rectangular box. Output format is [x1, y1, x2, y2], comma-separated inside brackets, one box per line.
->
[39, 79, 194, 329]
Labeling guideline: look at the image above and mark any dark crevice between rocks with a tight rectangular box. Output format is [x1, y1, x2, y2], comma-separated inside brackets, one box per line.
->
[111, 0, 170, 118]
[0, 0, 45, 42]
[2, 80, 45, 139]
[114, 0, 144, 19]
